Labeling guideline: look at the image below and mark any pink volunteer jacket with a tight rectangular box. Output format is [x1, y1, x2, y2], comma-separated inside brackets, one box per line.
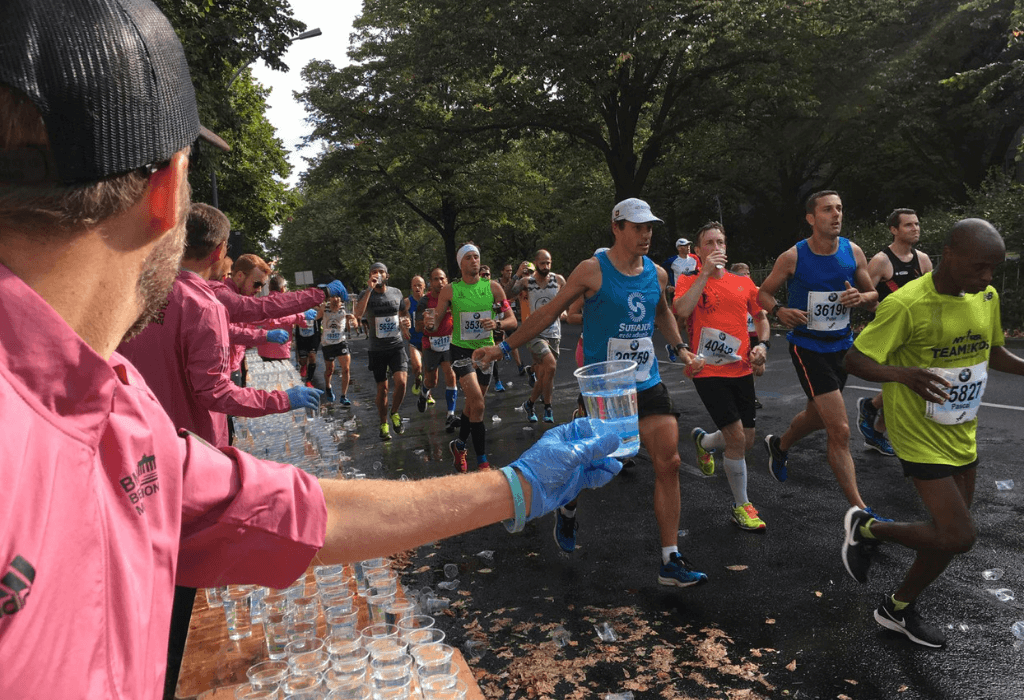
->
[208, 278, 325, 372]
[118, 270, 291, 446]
[0, 264, 327, 700]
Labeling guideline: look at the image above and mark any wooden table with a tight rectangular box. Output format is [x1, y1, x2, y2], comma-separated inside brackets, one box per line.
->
[174, 570, 484, 699]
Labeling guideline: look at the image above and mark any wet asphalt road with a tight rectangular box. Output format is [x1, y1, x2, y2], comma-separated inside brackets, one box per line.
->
[310, 326, 1024, 700]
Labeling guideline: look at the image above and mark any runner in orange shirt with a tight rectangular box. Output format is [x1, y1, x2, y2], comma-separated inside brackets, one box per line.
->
[674, 222, 770, 531]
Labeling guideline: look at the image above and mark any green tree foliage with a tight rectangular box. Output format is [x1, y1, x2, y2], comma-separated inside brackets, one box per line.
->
[154, 0, 304, 251]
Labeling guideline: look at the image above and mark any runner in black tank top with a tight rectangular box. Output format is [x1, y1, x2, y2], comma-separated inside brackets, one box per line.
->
[862, 209, 934, 455]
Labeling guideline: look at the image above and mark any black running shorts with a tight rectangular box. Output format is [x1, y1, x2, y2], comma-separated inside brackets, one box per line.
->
[693, 374, 757, 429]
[789, 343, 848, 399]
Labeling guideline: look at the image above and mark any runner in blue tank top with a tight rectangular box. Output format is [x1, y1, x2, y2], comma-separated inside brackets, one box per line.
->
[403, 275, 426, 400]
[475, 198, 709, 589]
[757, 191, 884, 518]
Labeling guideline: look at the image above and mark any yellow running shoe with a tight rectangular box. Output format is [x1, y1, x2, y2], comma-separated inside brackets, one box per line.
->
[732, 502, 766, 531]
[691, 427, 715, 476]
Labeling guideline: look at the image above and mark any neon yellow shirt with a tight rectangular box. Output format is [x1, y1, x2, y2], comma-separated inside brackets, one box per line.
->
[853, 273, 1003, 466]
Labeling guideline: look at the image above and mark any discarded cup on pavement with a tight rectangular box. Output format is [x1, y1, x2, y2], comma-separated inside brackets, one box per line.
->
[550, 625, 571, 648]
[573, 360, 639, 458]
[436, 580, 459, 591]
[444, 563, 459, 579]
[594, 622, 618, 642]
[987, 588, 1015, 602]
[476, 550, 495, 561]
[603, 693, 635, 700]
[463, 639, 486, 661]
[996, 480, 1014, 491]
[982, 568, 1005, 581]
[1011, 621, 1024, 640]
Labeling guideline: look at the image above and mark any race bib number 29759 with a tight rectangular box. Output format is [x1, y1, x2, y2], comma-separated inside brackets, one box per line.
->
[607, 337, 654, 382]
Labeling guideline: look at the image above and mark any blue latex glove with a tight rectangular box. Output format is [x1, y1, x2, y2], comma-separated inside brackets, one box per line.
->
[304, 309, 318, 321]
[266, 329, 289, 344]
[286, 386, 323, 411]
[509, 419, 623, 521]
[320, 280, 348, 301]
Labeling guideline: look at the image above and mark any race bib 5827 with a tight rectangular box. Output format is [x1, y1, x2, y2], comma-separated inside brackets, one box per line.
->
[925, 361, 988, 425]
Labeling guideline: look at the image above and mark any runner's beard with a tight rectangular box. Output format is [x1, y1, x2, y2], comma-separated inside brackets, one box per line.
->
[121, 181, 190, 342]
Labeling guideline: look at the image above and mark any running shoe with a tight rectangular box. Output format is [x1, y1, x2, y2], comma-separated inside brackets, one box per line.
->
[494, 380, 506, 392]
[528, 369, 537, 388]
[445, 414, 460, 433]
[856, 397, 877, 442]
[379, 423, 391, 442]
[426, 394, 435, 406]
[842, 506, 876, 584]
[305, 381, 314, 389]
[477, 461, 491, 471]
[657, 553, 708, 588]
[391, 412, 405, 435]
[339, 395, 352, 407]
[417, 391, 428, 413]
[450, 440, 468, 473]
[323, 387, 335, 403]
[518, 365, 527, 376]
[412, 376, 422, 396]
[753, 397, 763, 410]
[299, 365, 307, 379]
[865, 431, 896, 456]
[691, 427, 715, 476]
[731, 502, 767, 531]
[863, 506, 893, 523]
[665, 343, 679, 363]
[542, 405, 554, 423]
[553, 510, 577, 553]
[523, 399, 538, 423]
[764, 434, 788, 482]
[873, 596, 946, 648]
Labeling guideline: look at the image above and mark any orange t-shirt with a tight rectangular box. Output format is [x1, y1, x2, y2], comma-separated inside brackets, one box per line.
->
[674, 272, 762, 378]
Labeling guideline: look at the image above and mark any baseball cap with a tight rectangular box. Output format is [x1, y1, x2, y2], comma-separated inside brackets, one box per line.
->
[611, 198, 664, 224]
[0, 0, 229, 186]
[676, 238, 691, 247]
[370, 262, 388, 274]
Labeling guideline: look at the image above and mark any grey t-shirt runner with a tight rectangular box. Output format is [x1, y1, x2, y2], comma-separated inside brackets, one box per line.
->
[359, 286, 405, 351]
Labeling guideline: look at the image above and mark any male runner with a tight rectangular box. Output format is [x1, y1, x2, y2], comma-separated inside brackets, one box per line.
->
[417, 267, 460, 429]
[512, 249, 567, 423]
[432, 244, 516, 472]
[296, 304, 323, 385]
[476, 198, 708, 587]
[842, 219, 1022, 648]
[858, 208, 934, 455]
[404, 275, 427, 398]
[353, 262, 411, 441]
[479, 265, 506, 392]
[674, 223, 770, 531]
[321, 294, 354, 405]
[758, 191, 882, 514]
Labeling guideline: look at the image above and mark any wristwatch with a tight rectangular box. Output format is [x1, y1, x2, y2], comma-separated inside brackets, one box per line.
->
[755, 339, 771, 351]
[769, 302, 781, 319]
[675, 343, 690, 354]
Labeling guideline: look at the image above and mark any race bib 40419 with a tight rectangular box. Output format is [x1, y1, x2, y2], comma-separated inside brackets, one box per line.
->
[607, 337, 654, 382]
[806, 291, 850, 331]
[698, 326, 742, 365]
[926, 361, 988, 425]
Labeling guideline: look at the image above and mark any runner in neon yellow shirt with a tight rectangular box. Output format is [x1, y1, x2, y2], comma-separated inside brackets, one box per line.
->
[841, 219, 1024, 649]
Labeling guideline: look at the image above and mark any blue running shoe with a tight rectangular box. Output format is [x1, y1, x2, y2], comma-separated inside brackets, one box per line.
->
[863, 506, 893, 523]
[523, 399, 538, 423]
[494, 380, 506, 392]
[323, 387, 335, 403]
[543, 405, 554, 423]
[658, 553, 708, 588]
[553, 509, 577, 553]
[764, 434, 788, 482]
[339, 395, 352, 407]
[857, 397, 877, 442]
[665, 343, 679, 363]
[864, 431, 895, 456]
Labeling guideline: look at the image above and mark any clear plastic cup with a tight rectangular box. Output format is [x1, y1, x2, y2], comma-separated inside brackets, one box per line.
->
[370, 653, 413, 689]
[573, 360, 639, 458]
[411, 642, 455, 680]
[246, 660, 288, 690]
[326, 635, 363, 662]
[281, 672, 324, 700]
[328, 648, 370, 685]
[285, 637, 324, 658]
[367, 592, 396, 625]
[421, 678, 468, 700]
[289, 650, 331, 676]
[384, 600, 416, 626]
[325, 606, 359, 639]
[263, 613, 291, 660]
[325, 678, 372, 699]
[234, 685, 278, 700]
[222, 586, 255, 640]
[360, 623, 399, 648]
[403, 627, 445, 649]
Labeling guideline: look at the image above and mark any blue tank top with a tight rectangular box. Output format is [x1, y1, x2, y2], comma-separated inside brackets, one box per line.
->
[786, 237, 856, 353]
[583, 251, 662, 391]
[407, 295, 423, 346]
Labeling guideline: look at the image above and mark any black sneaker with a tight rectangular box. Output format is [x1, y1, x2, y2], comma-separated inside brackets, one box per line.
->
[857, 397, 877, 442]
[445, 414, 460, 433]
[528, 368, 537, 387]
[764, 434, 788, 482]
[553, 509, 577, 553]
[842, 506, 876, 584]
[874, 596, 947, 648]
[417, 391, 428, 413]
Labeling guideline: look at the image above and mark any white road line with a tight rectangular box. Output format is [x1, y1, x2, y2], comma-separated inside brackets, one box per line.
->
[845, 384, 1024, 412]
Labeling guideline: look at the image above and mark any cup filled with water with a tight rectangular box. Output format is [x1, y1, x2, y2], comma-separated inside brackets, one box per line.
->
[573, 360, 639, 458]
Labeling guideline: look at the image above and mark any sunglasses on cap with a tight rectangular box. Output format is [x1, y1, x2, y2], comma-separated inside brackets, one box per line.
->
[252, 280, 265, 290]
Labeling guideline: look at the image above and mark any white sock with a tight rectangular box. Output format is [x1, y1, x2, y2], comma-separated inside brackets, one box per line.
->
[702, 430, 727, 451]
[661, 545, 679, 564]
[560, 506, 576, 517]
[723, 457, 748, 505]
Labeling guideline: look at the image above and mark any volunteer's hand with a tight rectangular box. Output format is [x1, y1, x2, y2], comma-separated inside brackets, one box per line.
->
[286, 386, 323, 411]
[304, 309, 318, 321]
[509, 420, 623, 520]
[326, 280, 349, 301]
[266, 329, 289, 344]
[472, 345, 503, 365]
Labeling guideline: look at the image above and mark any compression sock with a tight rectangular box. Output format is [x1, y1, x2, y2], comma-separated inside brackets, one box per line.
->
[723, 457, 748, 506]
[701, 430, 727, 451]
[458, 413, 472, 444]
[470, 420, 487, 459]
[445, 388, 457, 413]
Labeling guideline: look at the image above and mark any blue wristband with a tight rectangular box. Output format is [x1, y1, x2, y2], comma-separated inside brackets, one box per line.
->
[499, 466, 526, 534]
[499, 340, 512, 361]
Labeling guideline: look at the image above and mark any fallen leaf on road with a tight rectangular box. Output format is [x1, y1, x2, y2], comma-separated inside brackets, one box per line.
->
[786, 660, 797, 671]
[478, 568, 493, 574]
[765, 619, 775, 624]
[726, 565, 749, 571]
[814, 591, 822, 597]
[845, 679, 858, 685]
[414, 565, 430, 574]
[898, 686, 909, 692]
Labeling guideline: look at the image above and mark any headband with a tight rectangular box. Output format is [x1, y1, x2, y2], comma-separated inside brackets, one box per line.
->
[456, 244, 480, 267]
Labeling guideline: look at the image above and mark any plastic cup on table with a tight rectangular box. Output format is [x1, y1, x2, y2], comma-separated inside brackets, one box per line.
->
[328, 647, 370, 685]
[320, 584, 354, 611]
[367, 592, 396, 625]
[365, 636, 409, 661]
[360, 623, 399, 649]
[287, 618, 318, 643]
[289, 649, 331, 676]
[325, 606, 360, 639]
[370, 653, 414, 689]
[281, 672, 324, 700]
[233, 685, 278, 700]
[285, 637, 324, 658]
[411, 642, 455, 680]
[263, 613, 291, 660]
[262, 591, 292, 619]
[325, 678, 373, 699]
[404, 627, 445, 650]
[246, 660, 289, 691]
[326, 634, 363, 662]
[573, 360, 639, 458]
[384, 599, 415, 626]
[221, 586, 255, 640]
[422, 678, 469, 700]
